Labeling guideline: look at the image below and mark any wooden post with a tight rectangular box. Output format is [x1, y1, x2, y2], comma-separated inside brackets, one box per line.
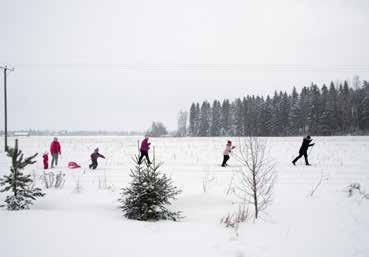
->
[4, 67, 7, 152]
[1, 65, 14, 152]
[153, 146, 155, 166]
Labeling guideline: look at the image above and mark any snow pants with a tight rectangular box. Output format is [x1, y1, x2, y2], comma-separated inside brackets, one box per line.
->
[222, 155, 230, 167]
[51, 153, 59, 168]
[138, 151, 151, 165]
[293, 152, 309, 165]
[43, 160, 48, 170]
[89, 159, 98, 170]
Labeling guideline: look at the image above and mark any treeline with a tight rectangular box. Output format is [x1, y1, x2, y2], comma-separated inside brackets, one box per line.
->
[188, 80, 369, 136]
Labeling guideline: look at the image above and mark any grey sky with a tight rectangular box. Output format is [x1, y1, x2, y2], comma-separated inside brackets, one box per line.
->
[1, 0, 369, 131]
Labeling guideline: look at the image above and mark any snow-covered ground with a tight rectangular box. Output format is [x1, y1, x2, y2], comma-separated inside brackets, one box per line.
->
[0, 136, 368, 257]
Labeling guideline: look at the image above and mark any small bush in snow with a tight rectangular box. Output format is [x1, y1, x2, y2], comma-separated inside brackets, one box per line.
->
[233, 137, 276, 219]
[42, 171, 65, 189]
[119, 156, 182, 221]
[73, 176, 83, 193]
[309, 172, 329, 197]
[221, 204, 250, 228]
[347, 183, 369, 199]
[0, 140, 45, 210]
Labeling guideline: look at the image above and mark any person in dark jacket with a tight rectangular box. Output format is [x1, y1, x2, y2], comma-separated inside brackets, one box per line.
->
[89, 148, 105, 170]
[138, 136, 152, 165]
[292, 135, 315, 166]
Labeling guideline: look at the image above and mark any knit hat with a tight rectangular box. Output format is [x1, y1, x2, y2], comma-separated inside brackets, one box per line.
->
[227, 140, 232, 145]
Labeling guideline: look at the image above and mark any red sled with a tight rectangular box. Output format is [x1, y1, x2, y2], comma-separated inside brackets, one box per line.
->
[68, 161, 81, 169]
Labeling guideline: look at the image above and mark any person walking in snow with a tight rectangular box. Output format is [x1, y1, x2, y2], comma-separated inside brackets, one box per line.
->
[50, 137, 61, 168]
[292, 135, 315, 166]
[138, 136, 152, 165]
[89, 148, 105, 170]
[222, 140, 236, 167]
[43, 151, 49, 170]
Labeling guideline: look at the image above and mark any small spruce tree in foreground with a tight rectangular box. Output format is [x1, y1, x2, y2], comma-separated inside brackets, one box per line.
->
[0, 139, 45, 210]
[119, 156, 182, 221]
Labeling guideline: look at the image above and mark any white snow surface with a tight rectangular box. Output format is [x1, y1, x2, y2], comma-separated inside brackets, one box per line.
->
[0, 136, 368, 257]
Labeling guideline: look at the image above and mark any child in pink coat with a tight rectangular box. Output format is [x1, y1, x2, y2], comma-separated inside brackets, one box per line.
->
[221, 140, 235, 167]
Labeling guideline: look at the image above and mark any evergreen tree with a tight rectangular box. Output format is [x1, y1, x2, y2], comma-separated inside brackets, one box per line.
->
[360, 81, 369, 130]
[341, 81, 353, 133]
[119, 157, 182, 221]
[280, 92, 291, 135]
[336, 83, 345, 131]
[254, 96, 264, 136]
[0, 140, 45, 210]
[259, 96, 273, 136]
[233, 98, 244, 136]
[299, 87, 311, 134]
[176, 110, 188, 137]
[146, 121, 168, 137]
[351, 83, 364, 130]
[189, 103, 197, 136]
[326, 82, 339, 133]
[288, 87, 299, 134]
[289, 96, 302, 135]
[307, 84, 322, 134]
[319, 84, 331, 135]
[244, 96, 260, 136]
[194, 103, 201, 136]
[242, 97, 249, 135]
[220, 99, 231, 135]
[199, 101, 211, 136]
[210, 100, 222, 136]
[270, 91, 282, 135]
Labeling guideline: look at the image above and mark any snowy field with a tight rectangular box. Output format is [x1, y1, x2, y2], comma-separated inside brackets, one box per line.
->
[0, 136, 368, 257]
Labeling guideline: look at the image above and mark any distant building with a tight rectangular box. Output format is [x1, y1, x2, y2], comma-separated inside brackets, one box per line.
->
[13, 131, 30, 137]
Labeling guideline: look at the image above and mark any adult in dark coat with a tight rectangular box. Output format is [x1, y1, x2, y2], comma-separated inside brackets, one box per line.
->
[292, 135, 315, 166]
[89, 148, 105, 170]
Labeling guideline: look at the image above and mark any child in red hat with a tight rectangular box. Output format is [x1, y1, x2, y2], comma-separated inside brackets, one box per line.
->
[43, 151, 49, 170]
[221, 140, 235, 167]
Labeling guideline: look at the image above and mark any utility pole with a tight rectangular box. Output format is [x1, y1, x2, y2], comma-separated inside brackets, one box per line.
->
[0, 65, 15, 152]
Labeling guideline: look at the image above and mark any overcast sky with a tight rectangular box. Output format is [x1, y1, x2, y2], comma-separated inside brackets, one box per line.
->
[1, 0, 369, 131]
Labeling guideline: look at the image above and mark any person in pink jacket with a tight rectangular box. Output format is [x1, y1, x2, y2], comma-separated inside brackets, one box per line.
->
[221, 140, 236, 167]
[50, 137, 61, 168]
[138, 136, 152, 165]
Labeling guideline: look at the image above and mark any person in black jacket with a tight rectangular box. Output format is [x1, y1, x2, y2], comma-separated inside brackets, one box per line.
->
[292, 135, 315, 166]
[89, 148, 105, 170]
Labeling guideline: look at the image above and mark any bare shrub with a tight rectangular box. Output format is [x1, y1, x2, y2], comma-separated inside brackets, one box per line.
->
[202, 168, 215, 193]
[225, 171, 236, 196]
[346, 183, 369, 199]
[309, 172, 329, 197]
[73, 176, 83, 193]
[55, 172, 66, 188]
[41, 171, 65, 189]
[233, 137, 276, 219]
[220, 204, 250, 228]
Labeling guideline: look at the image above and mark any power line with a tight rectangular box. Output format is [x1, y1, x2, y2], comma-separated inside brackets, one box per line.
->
[11, 63, 369, 72]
